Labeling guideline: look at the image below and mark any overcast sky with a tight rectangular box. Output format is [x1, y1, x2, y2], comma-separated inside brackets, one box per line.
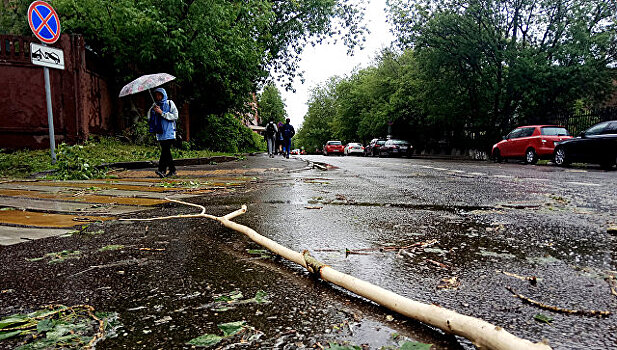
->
[276, 0, 395, 128]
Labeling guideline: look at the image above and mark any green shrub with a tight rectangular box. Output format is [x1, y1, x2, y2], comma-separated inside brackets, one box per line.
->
[53, 143, 107, 180]
[195, 113, 265, 153]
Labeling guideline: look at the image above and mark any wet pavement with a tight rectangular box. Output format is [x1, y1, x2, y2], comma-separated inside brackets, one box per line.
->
[0, 154, 615, 349]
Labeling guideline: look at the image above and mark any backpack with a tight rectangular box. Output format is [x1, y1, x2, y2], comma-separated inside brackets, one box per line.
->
[148, 101, 171, 134]
[282, 124, 295, 139]
[266, 122, 276, 137]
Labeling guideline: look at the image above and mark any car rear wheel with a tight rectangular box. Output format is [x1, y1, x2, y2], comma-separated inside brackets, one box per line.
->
[492, 149, 502, 163]
[525, 148, 538, 164]
[553, 147, 569, 166]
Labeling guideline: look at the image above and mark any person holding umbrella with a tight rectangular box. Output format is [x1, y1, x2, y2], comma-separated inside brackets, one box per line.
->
[118, 73, 179, 178]
[149, 88, 179, 178]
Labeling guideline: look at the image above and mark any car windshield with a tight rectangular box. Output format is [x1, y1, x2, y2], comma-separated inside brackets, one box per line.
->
[377, 141, 386, 145]
[541, 127, 569, 136]
[327, 141, 342, 145]
[585, 122, 609, 136]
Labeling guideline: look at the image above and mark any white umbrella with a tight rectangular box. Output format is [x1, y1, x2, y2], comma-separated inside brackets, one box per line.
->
[118, 73, 176, 102]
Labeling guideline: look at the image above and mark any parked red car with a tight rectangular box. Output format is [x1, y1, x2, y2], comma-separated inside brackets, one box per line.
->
[492, 125, 572, 164]
[323, 141, 344, 155]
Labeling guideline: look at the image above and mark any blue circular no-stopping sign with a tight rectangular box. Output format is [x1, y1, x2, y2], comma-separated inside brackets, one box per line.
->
[28, 1, 61, 44]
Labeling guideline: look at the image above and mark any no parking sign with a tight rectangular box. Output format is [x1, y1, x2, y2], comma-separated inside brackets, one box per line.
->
[28, 1, 61, 44]
[27, 0, 62, 163]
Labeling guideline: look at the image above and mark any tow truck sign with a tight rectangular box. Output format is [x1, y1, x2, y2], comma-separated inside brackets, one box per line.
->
[30, 42, 64, 70]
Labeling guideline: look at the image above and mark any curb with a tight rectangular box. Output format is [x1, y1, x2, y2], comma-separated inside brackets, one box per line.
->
[30, 156, 244, 178]
[99, 156, 240, 170]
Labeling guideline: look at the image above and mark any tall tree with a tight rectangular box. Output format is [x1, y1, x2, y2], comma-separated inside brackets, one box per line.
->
[258, 83, 287, 125]
[387, 0, 617, 142]
[294, 78, 338, 152]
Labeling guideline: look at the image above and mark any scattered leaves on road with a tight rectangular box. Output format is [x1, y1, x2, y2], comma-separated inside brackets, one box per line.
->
[534, 313, 553, 325]
[26, 250, 81, 264]
[187, 321, 262, 347]
[0, 305, 118, 349]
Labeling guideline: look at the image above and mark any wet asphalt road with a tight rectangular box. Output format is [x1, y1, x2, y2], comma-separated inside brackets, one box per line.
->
[274, 154, 616, 349]
[0, 154, 615, 349]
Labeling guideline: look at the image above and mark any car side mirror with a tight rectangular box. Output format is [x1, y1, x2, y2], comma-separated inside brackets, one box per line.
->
[502, 136, 507, 140]
[579, 131, 586, 138]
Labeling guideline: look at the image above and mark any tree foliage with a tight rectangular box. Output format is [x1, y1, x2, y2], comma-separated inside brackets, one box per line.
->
[294, 78, 338, 152]
[386, 0, 617, 142]
[257, 83, 287, 125]
[0, 0, 365, 113]
[296, 0, 617, 153]
[1, 0, 366, 151]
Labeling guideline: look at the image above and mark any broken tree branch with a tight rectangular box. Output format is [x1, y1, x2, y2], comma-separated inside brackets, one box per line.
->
[121, 199, 551, 350]
[506, 287, 611, 317]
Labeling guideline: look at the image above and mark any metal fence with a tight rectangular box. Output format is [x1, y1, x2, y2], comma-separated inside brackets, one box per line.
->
[546, 107, 617, 136]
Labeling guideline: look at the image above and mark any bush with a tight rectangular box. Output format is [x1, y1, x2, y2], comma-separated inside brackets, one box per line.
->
[53, 143, 108, 180]
[194, 113, 265, 153]
[122, 116, 157, 146]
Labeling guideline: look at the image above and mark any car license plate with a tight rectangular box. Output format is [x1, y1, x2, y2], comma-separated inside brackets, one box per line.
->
[400, 146, 407, 150]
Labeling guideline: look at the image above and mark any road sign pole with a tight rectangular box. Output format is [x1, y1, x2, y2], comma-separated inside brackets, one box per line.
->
[43, 66, 57, 164]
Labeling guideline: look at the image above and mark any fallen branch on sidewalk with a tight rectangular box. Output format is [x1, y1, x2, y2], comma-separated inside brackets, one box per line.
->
[120, 199, 551, 350]
[506, 287, 611, 317]
[497, 270, 538, 286]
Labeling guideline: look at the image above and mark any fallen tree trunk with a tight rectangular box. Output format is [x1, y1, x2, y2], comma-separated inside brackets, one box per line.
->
[122, 200, 551, 350]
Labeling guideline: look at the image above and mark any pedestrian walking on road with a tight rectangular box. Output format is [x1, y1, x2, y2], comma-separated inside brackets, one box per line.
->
[276, 122, 284, 155]
[264, 121, 278, 158]
[281, 118, 295, 159]
[149, 88, 179, 178]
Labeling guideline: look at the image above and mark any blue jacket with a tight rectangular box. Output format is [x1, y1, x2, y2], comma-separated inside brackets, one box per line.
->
[149, 88, 178, 141]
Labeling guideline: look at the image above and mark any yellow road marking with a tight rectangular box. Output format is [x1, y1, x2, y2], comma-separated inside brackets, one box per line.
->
[0, 189, 166, 206]
[0, 209, 114, 228]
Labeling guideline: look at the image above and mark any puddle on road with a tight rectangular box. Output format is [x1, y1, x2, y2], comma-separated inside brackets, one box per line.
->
[0, 188, 167, 206]
[9, 181, 181, 193]
[0, 209, 114, 228]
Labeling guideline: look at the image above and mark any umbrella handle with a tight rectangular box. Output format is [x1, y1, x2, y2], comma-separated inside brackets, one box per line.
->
[148, 89, 156, 104]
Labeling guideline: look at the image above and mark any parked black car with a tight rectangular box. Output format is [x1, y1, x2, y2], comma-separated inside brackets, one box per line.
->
[553, 120, 617, 169]
[364, 138, 386, 156]
[379, 139, 413, 157]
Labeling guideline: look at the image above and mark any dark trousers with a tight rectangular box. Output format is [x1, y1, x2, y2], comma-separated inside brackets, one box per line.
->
[158, 139, 176, 173]
[283, 138, 291, 156]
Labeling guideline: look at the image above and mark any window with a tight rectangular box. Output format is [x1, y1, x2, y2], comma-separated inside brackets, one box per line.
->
[519, 127, 536, 137]
[327, 141, 342, 145]
[541, 127, 569, 136]
[585, 122, 609, 136]
[602, 122, 617, 134]
[507, 128, 523, 139]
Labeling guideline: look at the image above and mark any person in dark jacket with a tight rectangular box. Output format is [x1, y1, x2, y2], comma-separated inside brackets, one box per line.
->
[276, 122, 284, 155]
[149, 88, 178, 178]
[264, 121, 278, 158]
[280, 118, 295, 159]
